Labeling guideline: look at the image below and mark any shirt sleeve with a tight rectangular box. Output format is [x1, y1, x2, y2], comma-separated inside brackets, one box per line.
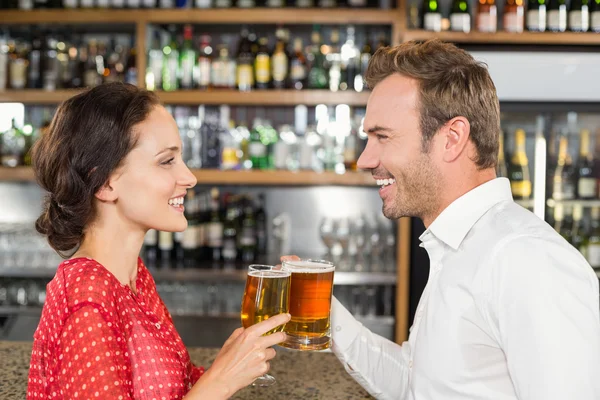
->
[56, 304, 133, 399]
[491, 235, 600, 400]
[330, 296, 411, 400]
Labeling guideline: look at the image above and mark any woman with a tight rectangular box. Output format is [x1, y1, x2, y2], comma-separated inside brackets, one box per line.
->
[27, 82, 289, 399]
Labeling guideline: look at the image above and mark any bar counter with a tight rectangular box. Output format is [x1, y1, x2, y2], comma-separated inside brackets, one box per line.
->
[0, 341, 373, 399]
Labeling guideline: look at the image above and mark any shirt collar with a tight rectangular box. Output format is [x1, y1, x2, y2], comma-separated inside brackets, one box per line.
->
[419, 178, 513, 250]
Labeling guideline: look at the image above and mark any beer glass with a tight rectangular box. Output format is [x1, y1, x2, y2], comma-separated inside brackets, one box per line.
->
[240, 264, 291, 386]
[280, 259, 335, 351]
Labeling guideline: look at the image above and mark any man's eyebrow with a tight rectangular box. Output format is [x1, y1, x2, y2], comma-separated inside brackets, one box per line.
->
[366, 125, 393, 134]
[155, 146, 179, 156]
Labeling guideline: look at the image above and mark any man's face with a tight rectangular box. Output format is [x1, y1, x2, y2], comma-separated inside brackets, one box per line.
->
[357, 74, 442, 220]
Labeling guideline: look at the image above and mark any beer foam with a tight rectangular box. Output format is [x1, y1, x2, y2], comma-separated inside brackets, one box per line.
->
[248, 270, 291, 278]
[283, 260, 335, 273]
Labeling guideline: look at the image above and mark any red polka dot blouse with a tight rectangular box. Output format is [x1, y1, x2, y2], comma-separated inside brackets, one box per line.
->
[27, 257, 205, 399]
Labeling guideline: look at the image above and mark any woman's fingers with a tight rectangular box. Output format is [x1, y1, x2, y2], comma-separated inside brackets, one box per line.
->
[245, 313, 291, 338]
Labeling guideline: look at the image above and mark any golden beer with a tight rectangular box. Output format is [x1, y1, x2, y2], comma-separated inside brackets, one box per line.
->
[241, 265, 291, 335]
[281, 259, 335, 351]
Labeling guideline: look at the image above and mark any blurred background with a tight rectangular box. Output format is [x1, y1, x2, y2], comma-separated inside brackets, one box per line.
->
[0, 0, 599, 347]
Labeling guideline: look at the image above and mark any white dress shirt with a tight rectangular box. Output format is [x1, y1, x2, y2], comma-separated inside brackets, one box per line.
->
[331, 178, 600, 400]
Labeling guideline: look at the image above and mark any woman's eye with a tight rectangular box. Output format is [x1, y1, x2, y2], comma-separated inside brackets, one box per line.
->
[161, 157, 175, 166]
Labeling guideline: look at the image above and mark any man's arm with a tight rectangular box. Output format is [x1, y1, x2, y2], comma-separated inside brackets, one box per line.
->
[330, 296, 411, 400]
[491, 235, 600, 400]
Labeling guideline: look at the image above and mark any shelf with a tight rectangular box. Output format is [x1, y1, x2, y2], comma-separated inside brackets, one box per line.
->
[0, 89, 370, 106]
[157, 90, 371, 106]
[0, 9, 400, 25]
[1, 267, 396, 285]
[402, 30, 600, 46]
[515, 199, 534, 208]
[546, 199, 600, 208]
[0, 305, 44, 315]
[0, 167, 376, 186]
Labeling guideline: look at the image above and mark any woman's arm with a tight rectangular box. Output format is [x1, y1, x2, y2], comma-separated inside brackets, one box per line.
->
[56, 305, 132, 399]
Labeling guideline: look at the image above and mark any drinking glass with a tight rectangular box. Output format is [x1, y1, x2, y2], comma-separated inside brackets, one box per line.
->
[240, 264, 291, 386]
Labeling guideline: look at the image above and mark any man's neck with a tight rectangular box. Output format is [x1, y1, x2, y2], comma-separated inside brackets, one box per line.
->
[422, 169, 497, 228]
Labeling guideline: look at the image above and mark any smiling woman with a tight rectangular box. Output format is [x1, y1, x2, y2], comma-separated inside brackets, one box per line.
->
[26, 82, 291, 400]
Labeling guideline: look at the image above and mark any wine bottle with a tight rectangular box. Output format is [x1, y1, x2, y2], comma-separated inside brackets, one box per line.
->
[450, 0, 471, 32]
[423, 0, 443, 32]
[568, 0, 590, 31]
[591, 0, 600, 31]
[496, 131, 508, 178]
[527, 0, 547, 31]
[504, 0, 525, 32]
[477, 0, 498, 32]
[552, 136, 576, 200]
[508, 129, 532, 200]
[584, 207, 600, 268]
[576, 129, 596, 199]
[547, 0, 568, 32]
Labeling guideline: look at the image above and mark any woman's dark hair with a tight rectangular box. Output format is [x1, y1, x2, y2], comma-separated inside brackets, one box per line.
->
[33, 82, 161, 257]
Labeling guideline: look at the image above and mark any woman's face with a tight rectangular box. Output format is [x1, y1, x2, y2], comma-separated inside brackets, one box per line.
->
[109, 105, 197, 233]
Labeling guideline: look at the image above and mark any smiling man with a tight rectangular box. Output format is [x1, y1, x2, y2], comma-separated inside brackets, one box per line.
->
[328, 40, 600, 400]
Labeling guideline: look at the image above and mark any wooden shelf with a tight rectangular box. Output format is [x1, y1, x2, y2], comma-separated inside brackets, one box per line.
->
[0, 89, 370, 106]
[402, 30, 600, 46]
[546, 199, 600, 208]
[0, 167, 376, 186]
[0, 8, 400, 25]
[157, 89, 370, 106]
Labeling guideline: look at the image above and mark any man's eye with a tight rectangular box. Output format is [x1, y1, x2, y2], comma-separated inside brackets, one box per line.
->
[376, 134, 387, 140]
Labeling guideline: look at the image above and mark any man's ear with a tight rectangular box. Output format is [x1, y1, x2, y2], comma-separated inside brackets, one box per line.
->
[441, 116, 471, 164]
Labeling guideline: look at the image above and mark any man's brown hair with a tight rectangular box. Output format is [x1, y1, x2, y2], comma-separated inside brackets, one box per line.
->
[365, 39, 500, 169]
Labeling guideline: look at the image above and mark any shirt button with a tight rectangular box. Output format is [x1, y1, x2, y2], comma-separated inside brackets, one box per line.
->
[335, 326, 342, 332]
[408, 360, 413, 369]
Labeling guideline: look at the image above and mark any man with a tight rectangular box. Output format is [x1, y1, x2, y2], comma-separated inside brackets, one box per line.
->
[286, 39, 600, 399]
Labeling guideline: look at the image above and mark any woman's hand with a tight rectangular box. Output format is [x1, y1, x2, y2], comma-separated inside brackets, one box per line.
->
[186, 312, 291, 400]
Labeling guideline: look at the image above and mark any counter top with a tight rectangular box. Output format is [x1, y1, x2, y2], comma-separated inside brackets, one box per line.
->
[0, 341, 373, 399]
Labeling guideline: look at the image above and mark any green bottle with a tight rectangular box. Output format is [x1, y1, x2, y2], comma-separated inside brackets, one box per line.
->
[450, 0, 471, 32]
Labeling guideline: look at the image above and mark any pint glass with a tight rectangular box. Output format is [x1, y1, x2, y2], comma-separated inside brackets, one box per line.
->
[240, 264, 291, 386]
[280, 259, 335, 351]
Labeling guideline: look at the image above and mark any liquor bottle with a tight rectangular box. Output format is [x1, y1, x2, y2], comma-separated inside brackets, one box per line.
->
[496, 131, 508, 178]
[158, 231, 174, 268]
[162, 28, 179, 91]
[559, 206, 574, 244]
[206, 188, 224, 263]
[289, 38, 307, 90]
[222, 195, 239, 264]
[568, 0, 590, 31]
[271, 30, 289, 89]
[307, 28, 328, 90]
[211, 46, 236, 89]
[255, 194, 267, 257]
[553, 136, 576, 200]
[553, 203, 564, 233]
[236, 28, 254, 92]
[527, 0, 547, 30]
[254, 37, 271, 90]
[342, 26, 361, 92]
[356, 34, 372, 93]
[196, 191, 208, 261]
[584, 207, 600, 268]
[508, 129, 531, 200]
[327, 28, 342, 92]
[239, 197, 257, 263]
[450, 0, 472, 32]
[0, 36, 7, 91]
[28, 34, 43, 89]
[1, 118, 25, 167]
[10, 42, 28, 90]
[504, 0, 525, 32]
[547, 0, 568, 31]
[181, 191, 198, 267]
[344, 127, 358, 171]
[249, 118, 268, 170]
[143, 229, 158, 269]
[575, 129, 596, 199]
[571, 205, 585, 251]
[197, 35, 213, 91]
[195, 0, 211, 7]
[592, 0, 600, 31]
[125, 45, 137, 85]
[179, 25, 196, 90]
[423, 0, 443, 31]
[200, 108, 221, 169]
[219, 106, 240, 171]
[146, 32, 163, 91]
[477, 0, 498, 32]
